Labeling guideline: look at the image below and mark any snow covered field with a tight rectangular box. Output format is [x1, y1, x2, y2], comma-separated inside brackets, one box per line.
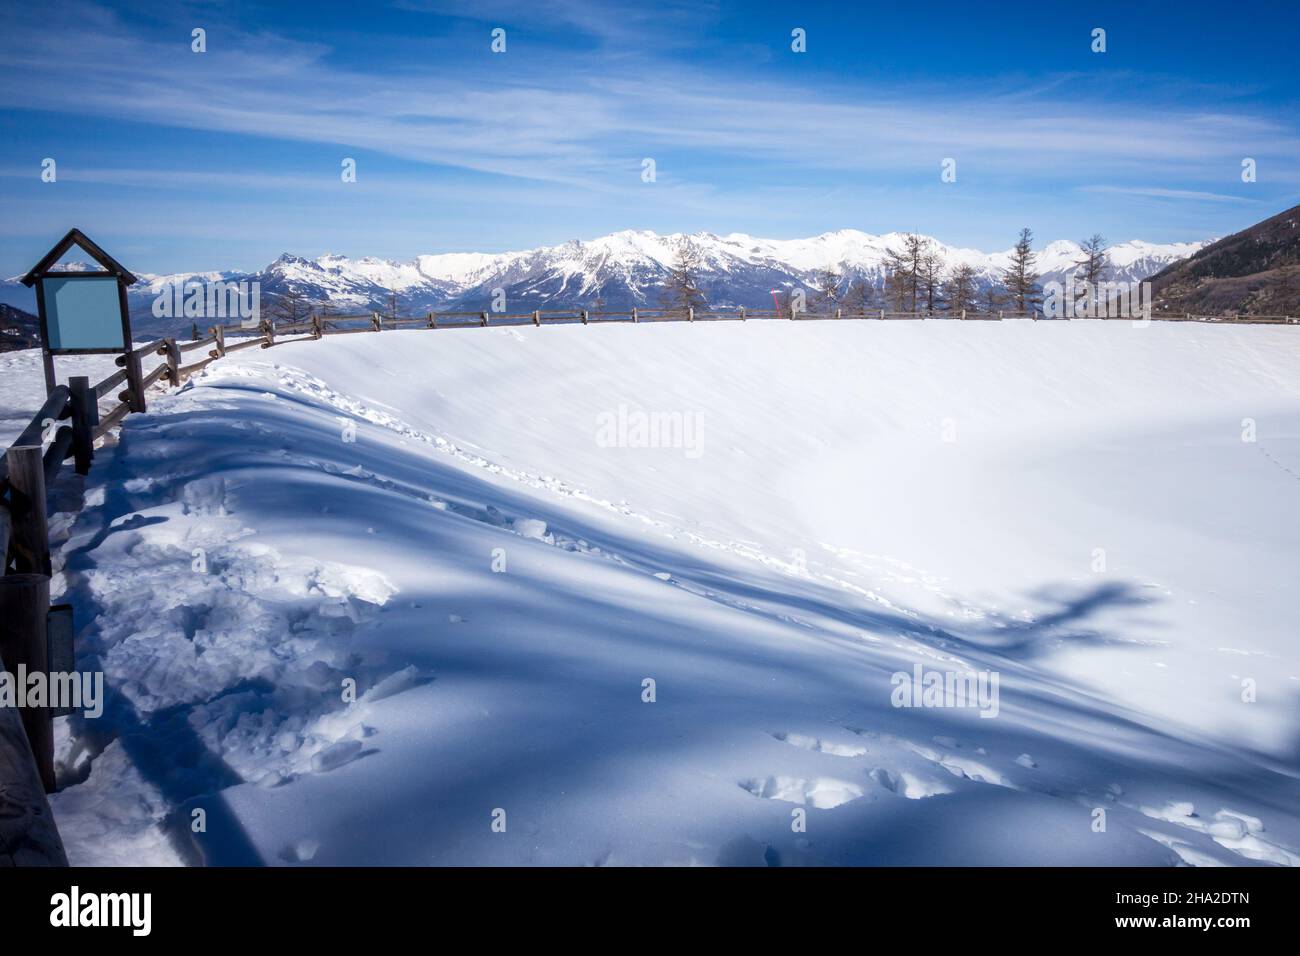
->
[6, 319, 1300, 866]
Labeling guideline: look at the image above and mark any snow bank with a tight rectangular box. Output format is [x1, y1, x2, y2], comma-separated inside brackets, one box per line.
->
[19, 319, 1300, 866]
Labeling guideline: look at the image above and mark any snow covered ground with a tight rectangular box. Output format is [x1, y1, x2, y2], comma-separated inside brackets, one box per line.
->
[4, 319, 1299, 866]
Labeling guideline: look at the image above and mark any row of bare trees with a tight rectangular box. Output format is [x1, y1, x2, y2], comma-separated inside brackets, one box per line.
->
[655, 230, 1111, 317]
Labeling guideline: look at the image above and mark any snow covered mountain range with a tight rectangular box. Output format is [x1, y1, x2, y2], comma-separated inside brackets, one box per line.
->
[1, 230, 1208, 333]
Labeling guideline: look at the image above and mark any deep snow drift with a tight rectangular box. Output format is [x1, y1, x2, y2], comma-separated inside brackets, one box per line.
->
[8, 319, 1300, 866]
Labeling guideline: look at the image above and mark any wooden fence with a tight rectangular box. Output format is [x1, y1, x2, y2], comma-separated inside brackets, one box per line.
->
[1, 299, 1296, 864]
[244, 305, 1300, 333]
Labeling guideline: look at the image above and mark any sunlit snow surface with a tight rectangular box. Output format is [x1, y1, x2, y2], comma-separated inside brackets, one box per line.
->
[5, 319, 1298, 866]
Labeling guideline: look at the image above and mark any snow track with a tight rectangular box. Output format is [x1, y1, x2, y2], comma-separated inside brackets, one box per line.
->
[7, 319, 1295, 866]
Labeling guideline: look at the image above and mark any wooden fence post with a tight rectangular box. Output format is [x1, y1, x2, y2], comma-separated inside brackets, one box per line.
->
[632, 308, 638, 323]
[0, 573, 55, 793]
[688, 307, 694, 322]
[429, 312, 437, 329]
[581, 309, 589, 325]
[312, 314, 322, 339]
[480, 312, 489, 327]
[0, 502, 10, 566]
[123, 347, 147, 413]
[212, 325, 226, 358]
[163, 338, 180, 386]
[6, 446, 50, 577]
[371, 312, 382, 332]
[532, 310, 540, 326]
[0, 645, 66, 863]
[879, 309, 885, 320]
[68, 376, 95, 475]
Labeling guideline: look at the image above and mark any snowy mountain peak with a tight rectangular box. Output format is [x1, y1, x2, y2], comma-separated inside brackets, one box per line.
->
[1, 229, 1210, 327]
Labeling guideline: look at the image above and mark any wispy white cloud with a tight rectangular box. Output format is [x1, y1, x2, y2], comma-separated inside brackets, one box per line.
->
[3, 0, 1296, 273]
[1079, 185, 1260, 203]
[391, 0, 722, 49]
[3, 1, 1296, 198]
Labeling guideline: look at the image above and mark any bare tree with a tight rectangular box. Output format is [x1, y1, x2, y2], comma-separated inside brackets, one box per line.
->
[883, 236, 928, 313]
[1275, 264, 1298, 314]
[812, 267, 842, 312]
[659, 237, 708, 314]
[942, 264, 979, 314]
[269, 289, 307, 326]
[883, 234, 936, 313]
[843, 277, 877, 314]
[884, 262, 911, 312]
[1001, 227, 1042, 314]
[919, 250, 945, 313]
[980, 278, 1008, 315]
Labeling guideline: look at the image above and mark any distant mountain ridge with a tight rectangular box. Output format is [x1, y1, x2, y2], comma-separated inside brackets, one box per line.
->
[1149, 203, 1300, 316]
[1, 230, 1209, 336]
[0, 303, 39, 351]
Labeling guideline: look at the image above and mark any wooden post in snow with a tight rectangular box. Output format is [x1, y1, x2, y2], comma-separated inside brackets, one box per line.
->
[123, 347, 146, 412]
[68, 376, 95, 475]
[163, 339, 180, 386]
[5, 446, 49, 577]
[0, 622, 66, 862]
[0, 573, 55, 792]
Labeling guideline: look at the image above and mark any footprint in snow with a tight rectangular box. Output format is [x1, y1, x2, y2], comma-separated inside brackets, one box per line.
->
[740, 775, 863, 809]
[869, 767, 952, 799]
[772, 731, 867, 758]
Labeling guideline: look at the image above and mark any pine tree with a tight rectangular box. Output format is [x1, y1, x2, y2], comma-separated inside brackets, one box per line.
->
[1074, 234, 1108, 314]
[659, 237, 707, 314]
[942, 264, 979, 314]
[1001, 228, 1042, 314]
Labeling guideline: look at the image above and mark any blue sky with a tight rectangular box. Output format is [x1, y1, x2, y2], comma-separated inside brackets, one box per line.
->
[1, 0, 1297, 275]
